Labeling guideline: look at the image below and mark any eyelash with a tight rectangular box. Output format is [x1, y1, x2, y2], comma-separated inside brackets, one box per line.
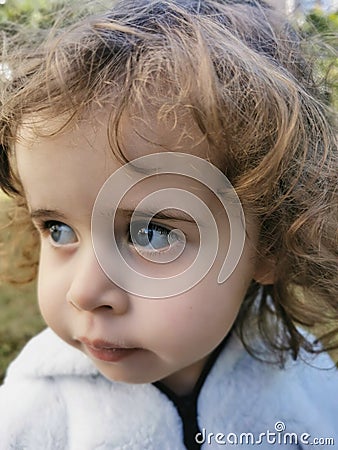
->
[34, 220, 77, 245]
[35, 220, 181, 255]
[35, 220, 61, 234]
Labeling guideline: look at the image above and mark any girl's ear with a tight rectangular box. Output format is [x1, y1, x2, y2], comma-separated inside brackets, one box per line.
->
[253, 257, 276, 285]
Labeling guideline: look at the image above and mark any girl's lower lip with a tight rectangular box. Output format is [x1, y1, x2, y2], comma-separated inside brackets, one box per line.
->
[85, 345, 139, 363]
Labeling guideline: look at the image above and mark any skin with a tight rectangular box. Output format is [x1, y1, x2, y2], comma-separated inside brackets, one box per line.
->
[15, 110, 271, 395]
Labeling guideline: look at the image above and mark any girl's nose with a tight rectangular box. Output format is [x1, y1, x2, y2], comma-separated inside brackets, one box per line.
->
[67, 245, 130, 315]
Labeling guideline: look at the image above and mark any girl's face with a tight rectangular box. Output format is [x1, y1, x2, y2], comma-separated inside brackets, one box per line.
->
[16, 111, 270, 395]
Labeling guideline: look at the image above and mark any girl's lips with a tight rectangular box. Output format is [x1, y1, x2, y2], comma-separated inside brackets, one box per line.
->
[78, 337, 141, 363]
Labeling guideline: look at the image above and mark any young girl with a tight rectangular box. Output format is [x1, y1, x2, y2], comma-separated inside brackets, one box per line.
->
[0, 0, 337, 448]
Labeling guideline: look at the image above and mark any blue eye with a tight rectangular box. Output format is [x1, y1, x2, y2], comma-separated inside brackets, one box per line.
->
[129, 222, 173, 251]
[46, 221, 77, 245]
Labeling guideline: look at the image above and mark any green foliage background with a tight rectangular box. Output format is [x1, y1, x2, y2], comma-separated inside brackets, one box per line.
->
[0, 1, 337, 383]
[301, 8, 338, 108]
[0, 197, 44, 384]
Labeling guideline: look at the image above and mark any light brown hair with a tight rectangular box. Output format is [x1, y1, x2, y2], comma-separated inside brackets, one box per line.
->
[0, 0, 337, 364]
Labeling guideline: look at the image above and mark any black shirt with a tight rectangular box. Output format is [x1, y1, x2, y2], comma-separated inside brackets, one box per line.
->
[154, 337, 228, 450]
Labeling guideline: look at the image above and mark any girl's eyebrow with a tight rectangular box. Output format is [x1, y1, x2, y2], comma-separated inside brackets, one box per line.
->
[119, 208, 196, 224]
[30, 207, 197, 224]
[30, 208, 67, 221]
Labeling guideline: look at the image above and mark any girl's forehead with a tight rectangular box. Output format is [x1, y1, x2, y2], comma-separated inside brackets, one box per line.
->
[17, 105, 220, 165]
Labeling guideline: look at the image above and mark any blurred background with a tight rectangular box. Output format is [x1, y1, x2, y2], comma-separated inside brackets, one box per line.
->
[0, 0, 337, 383]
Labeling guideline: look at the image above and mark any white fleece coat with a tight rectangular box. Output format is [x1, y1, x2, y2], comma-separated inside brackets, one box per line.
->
[0, 328, 337, 449]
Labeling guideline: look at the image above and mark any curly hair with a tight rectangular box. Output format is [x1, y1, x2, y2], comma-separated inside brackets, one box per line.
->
[0, 0, 337, 364]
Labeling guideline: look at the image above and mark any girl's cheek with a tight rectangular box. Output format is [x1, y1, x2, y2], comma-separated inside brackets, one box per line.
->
[37, 252, 69, 312]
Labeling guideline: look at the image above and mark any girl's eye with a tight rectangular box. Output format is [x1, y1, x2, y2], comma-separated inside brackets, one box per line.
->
[44, 221, 77, 246]
[128, 221, 179, 252]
